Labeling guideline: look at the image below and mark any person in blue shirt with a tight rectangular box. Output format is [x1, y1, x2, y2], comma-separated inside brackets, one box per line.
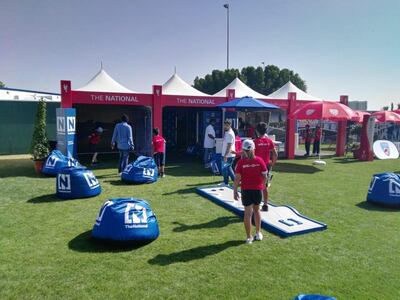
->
[111, 114, 134, 174]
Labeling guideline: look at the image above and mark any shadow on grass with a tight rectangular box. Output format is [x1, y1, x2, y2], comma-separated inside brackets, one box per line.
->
[332, 157, 365, 164]
[273, 162, 322, 174]
[356, 201, 400, 212]
[27, 193, 66, 204]
[148, 240, 242, 266]
[68, 230, 152, 253]
[163, 187, 197, 196]
[95, 173, 120, 179]
[172, 216, 241, 232]
[104, 179, 129, 186]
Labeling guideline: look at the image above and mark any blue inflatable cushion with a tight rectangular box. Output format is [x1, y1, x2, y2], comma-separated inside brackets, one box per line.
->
[92, 198, 160, 243]
[367, 172, 400, 207]
[42, 150, 82, 176]
[56, 166, 101, 199]
[293, 295, 336, 300]
[121, 156, 158, 183]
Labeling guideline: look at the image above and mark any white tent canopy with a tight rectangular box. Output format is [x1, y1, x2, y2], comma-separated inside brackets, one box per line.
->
[77, 68, 135, 93]
[213, 77, 270, 99]
[162, 73, 210, 96]
[266, 81, 321, 101]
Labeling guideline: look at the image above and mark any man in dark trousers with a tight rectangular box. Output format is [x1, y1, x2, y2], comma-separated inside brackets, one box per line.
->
[304, 124, 312, 157]
[313, 125, 321, 156]
[111, 114, 134, 174]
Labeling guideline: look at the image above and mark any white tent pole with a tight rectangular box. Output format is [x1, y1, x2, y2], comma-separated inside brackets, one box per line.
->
[319, 119, 322, 161]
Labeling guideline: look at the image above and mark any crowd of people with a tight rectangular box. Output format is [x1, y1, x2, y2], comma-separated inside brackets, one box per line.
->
[88, 114, 166, 177]
[204, 118, 278, 244]
[90, 114, 278, 244]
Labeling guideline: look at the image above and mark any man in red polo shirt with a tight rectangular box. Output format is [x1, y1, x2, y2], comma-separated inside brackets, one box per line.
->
[254, 122, 278, 211]
[234, 139, 268, 244]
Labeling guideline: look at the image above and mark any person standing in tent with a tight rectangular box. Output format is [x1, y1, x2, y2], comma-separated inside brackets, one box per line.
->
[245, 121, 256, 138]
[88, 126, 103, 165]
[238, 117, 245, 137]
[234, 139, 268, 244]
[152, 128, 166, 178]
[313, 125, 322, 156]
[222, 120, 236, 185]
[254, 122, 277, 211]
[303, 124, 312, 157]
[203, 118, 216, 167]
[111, 114, 134, 174]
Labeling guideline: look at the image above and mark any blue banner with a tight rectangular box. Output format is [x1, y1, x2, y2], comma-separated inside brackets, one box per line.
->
[56, 108, 76, 157]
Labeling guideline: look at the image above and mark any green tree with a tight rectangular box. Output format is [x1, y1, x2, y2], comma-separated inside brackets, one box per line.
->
[193, 65, 307, 95]
[30, 98, 50, 160]
[0, 81, 5, 88]
[241, 66, 265, 93]
[194, 69, 240, 95]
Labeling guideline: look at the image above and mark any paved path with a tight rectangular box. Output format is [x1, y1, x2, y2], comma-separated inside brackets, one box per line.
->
[0, 154, 31, 160]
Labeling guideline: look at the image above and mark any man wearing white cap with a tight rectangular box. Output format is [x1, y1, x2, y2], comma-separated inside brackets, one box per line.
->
[233, 139, 268, 244]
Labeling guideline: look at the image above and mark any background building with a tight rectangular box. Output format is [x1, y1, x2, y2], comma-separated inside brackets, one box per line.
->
[348, 100, 368, 111]
[0, 87, 60, 154]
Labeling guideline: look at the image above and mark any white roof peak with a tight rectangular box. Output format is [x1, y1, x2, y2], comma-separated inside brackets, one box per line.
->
[267, 81, 321, 101]
[77, 68, 135, 93]
[162, 73, 210, 96]
[214, 77, 270, 99]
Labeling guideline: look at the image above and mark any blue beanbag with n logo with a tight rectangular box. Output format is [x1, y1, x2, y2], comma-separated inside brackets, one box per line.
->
[92, 198, 160, 243]
[42, 150, 82, 176]
[367, 172, 400, 207]
[56, 167, 101, 199]
[121, 156, 158, 183]
[293, 295, 336, 300]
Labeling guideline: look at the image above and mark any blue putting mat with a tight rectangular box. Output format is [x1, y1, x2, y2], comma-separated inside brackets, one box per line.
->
[196, 185, 327, 237]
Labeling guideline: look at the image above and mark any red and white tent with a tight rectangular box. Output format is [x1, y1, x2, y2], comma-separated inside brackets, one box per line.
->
[213, 77, 269, 99]
[162, 73, 210, 96]
[266, 81, 321, 101]
[76, 68, 135, 93]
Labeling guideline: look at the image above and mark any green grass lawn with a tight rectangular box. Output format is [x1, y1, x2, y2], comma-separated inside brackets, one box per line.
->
[0, 154, 399, 299]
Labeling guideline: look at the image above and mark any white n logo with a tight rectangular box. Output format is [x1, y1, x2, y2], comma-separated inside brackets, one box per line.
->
[123, 164, 133, 174]
[58, 174, 71, 192]
[389, 179, 400, 196]
[83, 172, 99, 189]
[143, 168, 155, 177]
[67, 158, 78, 167]
[124, 203, 148, 225]
[67, 117, 75, 133]
[46, 156, 58, 168]
[57, 117, 65, 133]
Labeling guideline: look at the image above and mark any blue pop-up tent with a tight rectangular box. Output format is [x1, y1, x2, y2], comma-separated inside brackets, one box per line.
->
[217, 96, 279, 110]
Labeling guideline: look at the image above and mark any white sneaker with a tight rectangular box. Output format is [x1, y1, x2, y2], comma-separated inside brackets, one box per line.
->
[254, 232, 263, 241]
[245, 237, 253, 244]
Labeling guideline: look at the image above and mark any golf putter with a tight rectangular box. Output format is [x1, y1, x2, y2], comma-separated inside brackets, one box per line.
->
[267, 167, 273, 188]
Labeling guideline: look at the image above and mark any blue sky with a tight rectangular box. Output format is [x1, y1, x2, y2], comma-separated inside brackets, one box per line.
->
[1, 0, 399, 109]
